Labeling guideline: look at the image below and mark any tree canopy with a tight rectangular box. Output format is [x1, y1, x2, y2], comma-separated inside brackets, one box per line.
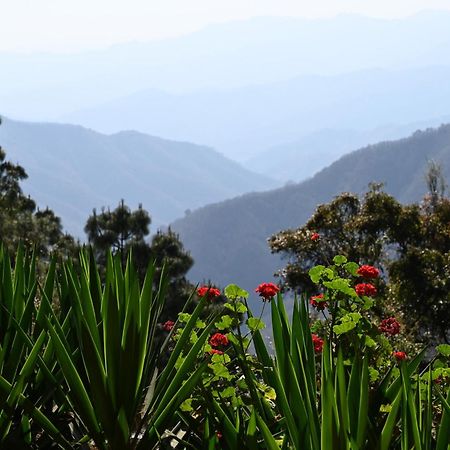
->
[84, 201, 195, 319]
[270, 178, 450, 344]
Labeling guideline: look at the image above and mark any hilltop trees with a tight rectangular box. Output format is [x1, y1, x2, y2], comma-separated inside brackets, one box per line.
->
[270, 178, 450, 344]
[85, 201, 195, 317]
[85, 199, 152, 270]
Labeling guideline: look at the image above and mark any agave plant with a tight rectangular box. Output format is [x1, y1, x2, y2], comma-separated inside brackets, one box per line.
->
[0, 245, 73, 448]
[42, 249, 215, 449]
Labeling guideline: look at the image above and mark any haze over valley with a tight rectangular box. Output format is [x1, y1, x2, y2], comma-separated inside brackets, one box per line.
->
[2, 7, 450, 292]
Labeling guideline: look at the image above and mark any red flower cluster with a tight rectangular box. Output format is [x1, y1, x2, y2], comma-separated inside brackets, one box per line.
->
[209, 333, 229, 347]
[197, 286, 221, 300]
[393, 351, 407, 361]
[355, 283, 377, 297]
[163, 320, 175, 331]
[309, 293, 328, 311]
[356, 265, 380, 279]
[255, 282, 280, 301]
[311, 232, 320, 241]
[312, 334, 324, 353]
[379, 317, 400, 336]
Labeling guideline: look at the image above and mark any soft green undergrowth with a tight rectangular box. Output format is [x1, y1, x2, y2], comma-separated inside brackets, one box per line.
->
[0, 247, 449, 449]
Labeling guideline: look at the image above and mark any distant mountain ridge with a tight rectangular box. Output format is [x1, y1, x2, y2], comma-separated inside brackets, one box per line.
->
[248, 118, 450, 181]
[61, 66, 450, 160]
[171, 124, 450, 306]
[3, 11, 450, 121]
[0, 117, 276, 238]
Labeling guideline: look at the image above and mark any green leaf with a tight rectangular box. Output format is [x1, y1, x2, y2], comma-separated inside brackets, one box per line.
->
[215, 315, 234, 330]
[333, 255, 347, 265]
[323, 278, 355, 296]
[180, 398, 193, 412]
[221, 387, 236, 398]
[211, 353, 231, 364]
[224, 284, 249, 300]
[247, 317, 265, 331]
[259, 384, 276, 401]
[309, 265, 326, 283]
[379, 404, 392, 413]
[189, 331, 199, 344]
[224, 302, 247, 313]
[210, 363, 233, 380]
[436, 344, 450, 357]
[344, 261, 359, 276]
[344, 312, 362, 322]
[178, 312, 191, 323]
[195, 319, 206, 329]
[333, 321, 357, 335]
[365, 336, 377, 348]
[362, 297, 375, 309]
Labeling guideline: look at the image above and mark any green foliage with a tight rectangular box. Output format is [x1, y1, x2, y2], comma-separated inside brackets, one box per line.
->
[0, 246, 212, 449]
[85, 201, 195, 320]
[85, 199, 151, 268]
[271, 183, 450, 344]
[0, 249, 449, 449]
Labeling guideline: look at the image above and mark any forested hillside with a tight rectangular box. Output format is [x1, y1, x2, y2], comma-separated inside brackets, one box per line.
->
[172, 124, 450, 300]
[247, 119, 450, 181]
[0, 117, 275, 237]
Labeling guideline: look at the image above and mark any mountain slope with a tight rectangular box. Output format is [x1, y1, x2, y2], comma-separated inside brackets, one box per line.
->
[247, 119, 450, 182]
[0, 117, 276, 238]
[171, 124, 450, 302]
[61, 66, 450, 160]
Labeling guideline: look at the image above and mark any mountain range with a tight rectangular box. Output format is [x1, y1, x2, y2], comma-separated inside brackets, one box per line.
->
[61, 66, 450, 161]
[248, 119, 450, 181]
[2, 12, 450, 164]
[3, 11, 450, 121]
[0, 117, 275, 238]
[171, 124, 450, 308]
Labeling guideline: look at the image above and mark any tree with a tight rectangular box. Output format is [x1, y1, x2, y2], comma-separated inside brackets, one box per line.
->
[84, 199, 151, 269]
[150, 228, 194, 320]
[85, 202, 196, 318]
[270, 181, 450, 344]
[269, 186, 400, 294]
[425, 160, 446, 209]
[0, 123, 76, 258]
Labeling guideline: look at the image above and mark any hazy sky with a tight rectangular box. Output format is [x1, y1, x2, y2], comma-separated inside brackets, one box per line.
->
[2, 0, 450, 52]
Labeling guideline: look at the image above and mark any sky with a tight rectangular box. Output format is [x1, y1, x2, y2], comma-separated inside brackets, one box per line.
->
[2, 0, 450, 52]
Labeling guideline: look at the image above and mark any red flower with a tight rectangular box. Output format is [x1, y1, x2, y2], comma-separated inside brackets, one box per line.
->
[209, 349, 224, 355]
[197, 286, 221, 300]
[393, 351, 407, 361]
[312, 334, 324, 353]
[311, 232, 320, 241]
[357, 265, 380, 279]
[255, 282, 280, 301]
[379, 317, 400, 336]
[310, 293, 328, 311]
[162, 320, 175, 331]
[209, 333, 229, 347]
[216, 431, 223, 439]
[355, 283, 377, 297]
